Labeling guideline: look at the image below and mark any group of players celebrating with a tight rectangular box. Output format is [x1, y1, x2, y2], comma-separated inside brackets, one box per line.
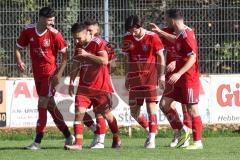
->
[15, 6, 203, 151]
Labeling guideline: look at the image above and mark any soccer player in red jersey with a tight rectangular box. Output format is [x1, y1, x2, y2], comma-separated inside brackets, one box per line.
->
[151, 26, 193, 148]
[150, 9, 203, 149]
[65, 23, 121, 150]
[122, 15, 165, 148]
[75, 20, 118, 148]
[15, 7, 74, 150]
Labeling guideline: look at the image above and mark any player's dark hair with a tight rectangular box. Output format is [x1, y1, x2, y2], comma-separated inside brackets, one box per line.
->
[39, 7, 56, 18]
[84, 19, 100, 26]
[125, 15, 143, 31]
[71, 23, 87, 34]
[165, 9, 183, 20]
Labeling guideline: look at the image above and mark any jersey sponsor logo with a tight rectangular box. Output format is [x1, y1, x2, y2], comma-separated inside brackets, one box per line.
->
[30, 37, 34, 42]
[34, 48, 45, 58]
[43, 39, 50, 47]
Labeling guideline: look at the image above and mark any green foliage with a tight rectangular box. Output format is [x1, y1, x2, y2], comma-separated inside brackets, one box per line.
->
[220, 41, 240, 60]
[218, 41, 240, 72]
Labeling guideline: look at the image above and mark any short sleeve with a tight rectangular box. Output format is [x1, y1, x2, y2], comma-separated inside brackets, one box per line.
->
[16, 29, 29, 49]
[182, 34, 197, 57]
[55, 32, 68, 53]
[96, 41, 106, 55]
[121, 36, 132, 55]
[152, 34, 164, 55]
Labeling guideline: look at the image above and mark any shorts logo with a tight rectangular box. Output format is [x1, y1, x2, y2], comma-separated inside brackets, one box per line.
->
[43, 39, 50, 47]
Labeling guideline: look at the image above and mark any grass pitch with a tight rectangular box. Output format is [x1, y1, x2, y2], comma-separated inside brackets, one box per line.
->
[0, 137, 239, 160]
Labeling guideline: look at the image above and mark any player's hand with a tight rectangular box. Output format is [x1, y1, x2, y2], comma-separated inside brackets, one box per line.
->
[166, 61, 176, 73]
[17, 61, 26, 72]
[51, 75, 61, 88]
[76, 48, 89, 57]
[158, 75, 165, 91]
[149, 23, 161, 33]
[168, 73, 181, 84]
[68, 84, 74, 97]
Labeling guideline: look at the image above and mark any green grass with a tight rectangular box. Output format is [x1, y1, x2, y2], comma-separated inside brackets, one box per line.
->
[1, 127, 240, 140]
[0, 137, 240, 160]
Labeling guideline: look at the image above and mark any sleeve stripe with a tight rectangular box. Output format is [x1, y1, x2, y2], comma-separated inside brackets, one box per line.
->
[187, 51, 195, 56]
[59, 47, 67, 53]
[156, 48, 164, 55]
[16, 43, 25, 49]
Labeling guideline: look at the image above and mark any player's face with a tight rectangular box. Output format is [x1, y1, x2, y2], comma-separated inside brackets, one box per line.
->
[164, 15, 174, 29]
[40, 16, 55, 28]
[73, 30, 90, 46]
[129, 27, 141, 37]
[87, 24, 99, 36]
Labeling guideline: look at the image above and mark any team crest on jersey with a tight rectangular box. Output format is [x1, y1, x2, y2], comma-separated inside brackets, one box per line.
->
[43, 39, 50, 47]
[142, 44, 149, 52]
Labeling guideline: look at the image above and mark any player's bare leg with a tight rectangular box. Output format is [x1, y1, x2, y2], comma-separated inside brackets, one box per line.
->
[65, 106, 87, 151]
[102, 111, 121, 148]
[25, 96, 49, 150]
[145, 102, 158, 149]
[130, 105, 149, 131]
[83, 112, 97, 132]
[47, 97, 75, 146]
[185, 104, 203, 150]
[159, 96, 190, 148]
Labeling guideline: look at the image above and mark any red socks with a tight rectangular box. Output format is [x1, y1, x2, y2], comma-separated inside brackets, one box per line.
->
[49, 107, 70, 138]
[107, 117, 119, 134]
[74, 123, 84, 145]
[94, 116, 106, 135]
[182, 106, 192, 129]
[107, 117, 120, 142]
[165, 108, 183, 130]
[137, 114, 149, 130]
[149, 114, 157, 133]
[192, 116, 202, 141]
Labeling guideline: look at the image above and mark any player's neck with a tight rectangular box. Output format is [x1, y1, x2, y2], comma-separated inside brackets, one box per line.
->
[175, 22, 186, 34]
[134, 28, 145, 38]
[36, 22, 47, 34]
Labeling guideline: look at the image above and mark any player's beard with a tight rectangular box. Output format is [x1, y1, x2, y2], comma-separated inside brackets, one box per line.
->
[46, 23, 54, 29]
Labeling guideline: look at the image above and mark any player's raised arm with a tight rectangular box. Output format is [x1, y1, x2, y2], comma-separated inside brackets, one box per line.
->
[77, 48, 108, 65]
[150, 23, 176, 43]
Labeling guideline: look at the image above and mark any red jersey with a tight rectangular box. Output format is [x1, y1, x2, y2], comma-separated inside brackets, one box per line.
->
[175, 27, 200, 86]
[94, 35, 117, 62]
[161, 27, 177, 80]
[122, 30, 164, 89]
[74, 36, 114, 95]
[17, 24, 67, 78]
[102, 39, 117, 62]
[161, 27, 176, 65]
